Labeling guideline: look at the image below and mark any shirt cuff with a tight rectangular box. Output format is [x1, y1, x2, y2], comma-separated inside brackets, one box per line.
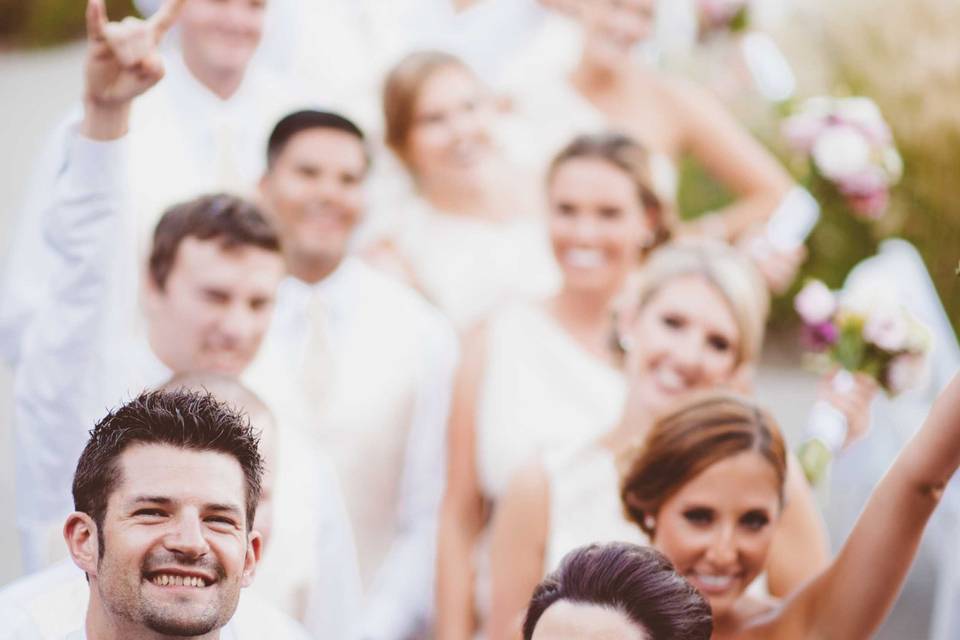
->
[65, 128, 128, 193]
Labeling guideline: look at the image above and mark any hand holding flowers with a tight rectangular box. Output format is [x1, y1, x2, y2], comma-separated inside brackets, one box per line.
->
[794, 278, 930, 483]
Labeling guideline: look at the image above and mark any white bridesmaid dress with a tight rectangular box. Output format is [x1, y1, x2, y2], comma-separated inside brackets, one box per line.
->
[470, 303, 626, 619]
[392, 198, 561, 331]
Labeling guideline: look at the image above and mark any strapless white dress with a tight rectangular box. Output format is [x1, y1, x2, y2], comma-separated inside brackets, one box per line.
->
[500, 16, 679, 205]
[472, 303, 626, 620]
[476, 304, 627, 500]
[394, 198, 561, 331]
[543, 443, 649, 573]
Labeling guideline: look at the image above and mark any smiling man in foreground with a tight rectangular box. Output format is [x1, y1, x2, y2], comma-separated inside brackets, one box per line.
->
[62, 389, 264, 640]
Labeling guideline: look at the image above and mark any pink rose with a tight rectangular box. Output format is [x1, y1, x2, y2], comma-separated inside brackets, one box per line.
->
[795, 280, 837, 325]
[884, 352, 925, 395]
[782, 113, 826, 154]
[863, 309, 909, 351]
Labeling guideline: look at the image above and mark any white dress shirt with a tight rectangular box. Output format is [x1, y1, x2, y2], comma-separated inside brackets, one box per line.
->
[11, 132, 363, 638]
[12, 132, 165, 571]
[248, 259, 459, 640]
[0, 48, 302, 367]
[0, 561, 311, 640]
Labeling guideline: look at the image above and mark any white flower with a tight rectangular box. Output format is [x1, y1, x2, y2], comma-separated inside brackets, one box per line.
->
[835, 97, 892, 144]
[795, 280, 837, 324]
[863, 308, 910, 351]
[812, 125, 873, 181]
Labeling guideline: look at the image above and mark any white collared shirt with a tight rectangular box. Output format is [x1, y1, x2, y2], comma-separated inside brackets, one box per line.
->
[11, 132, 363, 640]
[12, 131, 171, 571]
[0, 48, 302, 367]
[248, 259, 459, 640]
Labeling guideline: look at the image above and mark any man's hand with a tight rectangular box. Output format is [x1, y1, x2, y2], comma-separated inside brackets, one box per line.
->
[82, 0, 187, 139]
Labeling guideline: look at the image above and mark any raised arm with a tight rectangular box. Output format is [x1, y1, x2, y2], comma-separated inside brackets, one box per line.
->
[786, 371, 960, 639]
[436, 324, 490, 640]
[486, 459, 552, 640]
[669, 78, 793, 241]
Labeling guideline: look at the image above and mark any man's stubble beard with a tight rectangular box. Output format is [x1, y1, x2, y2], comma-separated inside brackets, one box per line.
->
[96, 542, 240, 638]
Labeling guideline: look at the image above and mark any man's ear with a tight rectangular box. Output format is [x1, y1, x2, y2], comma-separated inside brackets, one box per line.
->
[64, 512, 100, 577]
[240, 529, 263, 588]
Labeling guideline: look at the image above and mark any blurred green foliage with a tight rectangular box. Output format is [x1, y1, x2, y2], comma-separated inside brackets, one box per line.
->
[0, 0, 138, 48]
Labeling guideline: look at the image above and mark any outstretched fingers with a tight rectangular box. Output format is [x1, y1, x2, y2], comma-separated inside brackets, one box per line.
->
[149, 0, 189, 41]
[86, 0, 108, 43]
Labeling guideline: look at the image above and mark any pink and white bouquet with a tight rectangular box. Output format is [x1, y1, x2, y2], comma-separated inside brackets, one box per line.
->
[696, 0, 750, 40]
[782, 96, 903, 220]
[794, 278, 929, 484]
[794, 278, 928, 394]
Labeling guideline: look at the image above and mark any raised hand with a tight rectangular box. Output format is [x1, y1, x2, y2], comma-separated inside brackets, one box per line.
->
[819, 370, 879, 449]
[83, 0, 186, 137]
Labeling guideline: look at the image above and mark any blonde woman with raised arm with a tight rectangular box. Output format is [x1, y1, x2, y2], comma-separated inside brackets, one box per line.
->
[507, 0, 794, 242]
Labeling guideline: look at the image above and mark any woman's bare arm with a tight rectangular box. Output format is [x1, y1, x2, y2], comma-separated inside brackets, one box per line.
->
[669, 78, 793, 241]
[436, 324, 490, 640]
[486, 460, 552, 640]
[780, 372, 960, 639]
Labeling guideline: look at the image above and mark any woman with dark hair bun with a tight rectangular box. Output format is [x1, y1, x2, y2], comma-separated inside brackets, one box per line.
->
[523, 542, 713, 640]
[623, 377, 960, 639]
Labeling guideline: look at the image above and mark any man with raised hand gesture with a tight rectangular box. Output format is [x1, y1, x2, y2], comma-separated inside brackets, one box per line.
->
[0, 0, 295, 368]
[82, 0, 186, 140]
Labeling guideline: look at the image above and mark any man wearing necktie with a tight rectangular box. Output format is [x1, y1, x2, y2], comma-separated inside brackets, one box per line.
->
[250, 110, 459, 640]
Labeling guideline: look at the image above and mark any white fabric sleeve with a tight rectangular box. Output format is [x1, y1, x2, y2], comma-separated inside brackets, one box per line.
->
[0, 108, 81, 366]
[13, 131, 129, 571]
[359, 311, 459, 640]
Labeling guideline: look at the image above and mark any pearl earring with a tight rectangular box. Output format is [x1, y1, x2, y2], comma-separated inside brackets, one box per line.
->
[644, 515, 656, 531]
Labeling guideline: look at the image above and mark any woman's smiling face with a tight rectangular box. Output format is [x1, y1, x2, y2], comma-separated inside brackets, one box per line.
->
[652, 451, 782, 618]
[624, 274, 741, 417]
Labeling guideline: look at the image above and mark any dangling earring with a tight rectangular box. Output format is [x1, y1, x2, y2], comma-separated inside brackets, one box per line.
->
[644, 515, 656, 532]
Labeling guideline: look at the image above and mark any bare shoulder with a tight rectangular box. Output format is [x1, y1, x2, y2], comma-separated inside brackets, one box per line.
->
[503, 457, 551, 509]
[655, 73, 719, 116]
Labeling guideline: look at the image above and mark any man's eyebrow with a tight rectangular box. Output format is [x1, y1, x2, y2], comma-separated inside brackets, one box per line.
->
[129, 496, 174, 506]
[206, 503, 244, 517]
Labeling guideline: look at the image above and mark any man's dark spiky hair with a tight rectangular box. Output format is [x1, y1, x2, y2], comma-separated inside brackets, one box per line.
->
[72, 388, 264, 532]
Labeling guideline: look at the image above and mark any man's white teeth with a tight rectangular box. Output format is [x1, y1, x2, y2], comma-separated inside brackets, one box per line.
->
[654, 367, 687, 392]
[565, 249, 605, 269]
[152, 574, 207, 587]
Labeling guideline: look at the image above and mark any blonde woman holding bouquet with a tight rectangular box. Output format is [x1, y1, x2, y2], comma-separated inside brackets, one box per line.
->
[485, 240, 868, 640]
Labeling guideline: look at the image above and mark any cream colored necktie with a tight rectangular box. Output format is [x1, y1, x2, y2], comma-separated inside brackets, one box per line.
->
[301, 291, 337, 428]
[213, 116, 245, 195]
